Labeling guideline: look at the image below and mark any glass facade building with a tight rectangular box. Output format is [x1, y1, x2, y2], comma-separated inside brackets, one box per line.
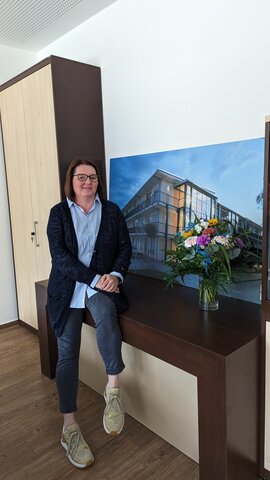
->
[122, 169, 262, 264]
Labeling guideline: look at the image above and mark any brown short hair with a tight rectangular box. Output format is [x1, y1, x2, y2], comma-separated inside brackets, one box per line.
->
[64, 158, 105, 201]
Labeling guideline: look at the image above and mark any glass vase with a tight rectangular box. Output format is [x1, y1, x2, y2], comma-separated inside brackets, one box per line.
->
[198, 275, 219, 311]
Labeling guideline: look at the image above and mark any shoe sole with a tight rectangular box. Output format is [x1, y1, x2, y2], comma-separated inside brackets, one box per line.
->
[61, 440, 94, 469]
[103, 423, 123, 436]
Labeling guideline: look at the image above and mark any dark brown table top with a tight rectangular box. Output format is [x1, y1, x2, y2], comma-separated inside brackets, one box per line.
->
[37, 272, 262, 358]
[121, 273, 262, 358]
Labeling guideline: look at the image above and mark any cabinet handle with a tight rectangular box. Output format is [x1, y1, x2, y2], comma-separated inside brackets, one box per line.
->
[34, 221, 40, 247]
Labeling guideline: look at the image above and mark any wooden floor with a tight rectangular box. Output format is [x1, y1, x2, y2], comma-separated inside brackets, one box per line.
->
[0, 324, 199, 480]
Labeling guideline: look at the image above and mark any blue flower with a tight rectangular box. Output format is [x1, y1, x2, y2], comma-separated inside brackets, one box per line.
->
[185, 222, 195, 231]
[198, 250, 213, 274]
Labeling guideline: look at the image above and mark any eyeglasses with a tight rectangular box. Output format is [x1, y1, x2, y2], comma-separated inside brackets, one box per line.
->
[73, 174, 98, 182]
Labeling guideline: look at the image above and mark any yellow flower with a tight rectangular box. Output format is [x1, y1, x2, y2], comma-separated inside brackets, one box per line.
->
[183, 231, 192, 238]
[208, 218, 218, 226]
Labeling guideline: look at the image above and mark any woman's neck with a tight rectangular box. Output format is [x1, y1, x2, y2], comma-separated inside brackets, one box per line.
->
[74, 196, 95, 213]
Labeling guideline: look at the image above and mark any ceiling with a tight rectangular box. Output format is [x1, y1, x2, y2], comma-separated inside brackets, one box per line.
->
[0, 0, 118, 51]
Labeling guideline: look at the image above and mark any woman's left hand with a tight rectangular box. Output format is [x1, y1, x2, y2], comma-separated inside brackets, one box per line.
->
[96, 274, 120, 293]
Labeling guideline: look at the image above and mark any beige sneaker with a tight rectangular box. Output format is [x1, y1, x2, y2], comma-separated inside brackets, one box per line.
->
[103, 386, 125, 436]
[61, 423, 94, 469]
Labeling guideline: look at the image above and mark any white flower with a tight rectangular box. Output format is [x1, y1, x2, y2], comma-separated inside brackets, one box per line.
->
[195, 224, 203, 233]
[184, 236, 197, 248]
[214, 235, 229, 246]
[200, 220, 208, 229]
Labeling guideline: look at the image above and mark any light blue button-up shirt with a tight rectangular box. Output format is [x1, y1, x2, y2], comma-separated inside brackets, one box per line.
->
[67, 196, 123, 308]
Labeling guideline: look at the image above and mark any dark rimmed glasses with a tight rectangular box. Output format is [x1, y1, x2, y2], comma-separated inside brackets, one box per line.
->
[73, 173, 98, 182]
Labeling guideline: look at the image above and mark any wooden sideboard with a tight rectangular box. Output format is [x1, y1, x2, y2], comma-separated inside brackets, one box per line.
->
[35, 273, 262, 480]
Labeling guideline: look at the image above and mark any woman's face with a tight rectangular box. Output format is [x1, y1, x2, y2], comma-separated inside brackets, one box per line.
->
[72, 164, 98, 202]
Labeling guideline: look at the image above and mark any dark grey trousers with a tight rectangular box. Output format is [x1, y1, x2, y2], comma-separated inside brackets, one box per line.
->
[56, 292, 125, 413]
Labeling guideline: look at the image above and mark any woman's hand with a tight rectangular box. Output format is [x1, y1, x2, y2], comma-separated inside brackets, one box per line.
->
[96, 274, 120, 293]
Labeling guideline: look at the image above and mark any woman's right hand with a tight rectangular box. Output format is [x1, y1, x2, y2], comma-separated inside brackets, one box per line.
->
[95, 274, 120, 293]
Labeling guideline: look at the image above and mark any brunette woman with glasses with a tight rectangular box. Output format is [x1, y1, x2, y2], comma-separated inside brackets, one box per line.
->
[47, 158, 132, 469]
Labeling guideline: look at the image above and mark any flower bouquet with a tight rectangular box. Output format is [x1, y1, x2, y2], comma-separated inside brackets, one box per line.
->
[165, 216, 248, 310]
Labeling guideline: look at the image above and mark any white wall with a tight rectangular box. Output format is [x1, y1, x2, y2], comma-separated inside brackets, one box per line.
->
[0, 131, 17, 325]
[0, 45, 37, 85]
[37, 0, 270, 166]
[0, 45, 37, 325]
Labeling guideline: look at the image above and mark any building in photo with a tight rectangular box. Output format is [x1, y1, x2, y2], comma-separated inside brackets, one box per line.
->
[122, 169, 262, 266]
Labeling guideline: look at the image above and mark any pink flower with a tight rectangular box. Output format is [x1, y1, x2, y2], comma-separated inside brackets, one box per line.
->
[184, 236, 197, 248]
[214, 235, 229, 246]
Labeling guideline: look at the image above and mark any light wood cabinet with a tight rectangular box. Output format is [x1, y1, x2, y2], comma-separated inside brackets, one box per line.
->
[0, 56, 106, 330]
[0, 80, 39, 328]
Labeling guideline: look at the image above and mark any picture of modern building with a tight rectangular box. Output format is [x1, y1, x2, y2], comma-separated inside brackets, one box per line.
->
[122, 169, 262, 267]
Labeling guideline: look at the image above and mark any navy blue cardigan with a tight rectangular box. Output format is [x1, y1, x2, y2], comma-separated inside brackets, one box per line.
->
[47, 199, 132, 337]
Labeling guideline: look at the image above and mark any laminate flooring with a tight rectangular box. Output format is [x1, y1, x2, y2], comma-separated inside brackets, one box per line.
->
[0, 324, 199, 480]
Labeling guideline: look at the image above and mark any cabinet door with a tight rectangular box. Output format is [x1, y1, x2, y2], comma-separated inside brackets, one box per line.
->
[22, 65, 61, 281]
[0, 83, 38, 328]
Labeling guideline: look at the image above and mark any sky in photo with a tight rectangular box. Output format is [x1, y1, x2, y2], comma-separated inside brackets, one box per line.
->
[110, 137, 264, 225]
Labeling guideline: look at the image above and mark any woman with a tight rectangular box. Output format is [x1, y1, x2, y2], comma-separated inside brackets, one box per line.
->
[47, 158, 132, 469]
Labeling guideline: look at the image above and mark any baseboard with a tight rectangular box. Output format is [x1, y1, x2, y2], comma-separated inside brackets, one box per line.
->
[0, 320, 19, 330]
[18, 319, 38, 336]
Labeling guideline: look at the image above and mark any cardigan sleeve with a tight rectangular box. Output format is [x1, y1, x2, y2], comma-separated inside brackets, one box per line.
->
[110, 205, 132, 277]
[47, 205, 98, 286]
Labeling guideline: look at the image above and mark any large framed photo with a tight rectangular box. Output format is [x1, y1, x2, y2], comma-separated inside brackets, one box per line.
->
[110, 138, 264, 304]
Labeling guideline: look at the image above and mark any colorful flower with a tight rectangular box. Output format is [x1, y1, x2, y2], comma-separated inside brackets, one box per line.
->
[208, 218, 219, 226]
[184, 236, 198, 248]
[200, 220, 209, 229]
[235, 237, 244, 249]
[196, 235, 211, 247]
[202, 227, 215, 236]
[183, 231, 192, 238]
[214, 235, 229, 246]
[165, 214, 250, 290]
[194, 224, 203, 233]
